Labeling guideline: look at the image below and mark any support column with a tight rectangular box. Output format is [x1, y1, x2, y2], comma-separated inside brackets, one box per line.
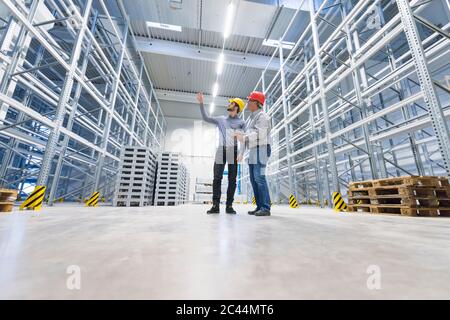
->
[377, 2, 424, 176]
[309, 0, 340, 193]
[93, 19, 129, 191]
[376, 142, 388, 178]
[131, 64, 144, 145]
[278, 40, 296, 199]
[305, 51, 324, 207]
[37, 0, 93, 187]
[348, 155, 357, 182]
[396, 0, 450, 177]
[48, 11, 99, 205]
[341, 4, 379, 180]
[322, 160, 331, 205]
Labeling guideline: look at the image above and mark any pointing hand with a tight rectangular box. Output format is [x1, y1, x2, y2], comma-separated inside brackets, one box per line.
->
[196, 92, 204, 104]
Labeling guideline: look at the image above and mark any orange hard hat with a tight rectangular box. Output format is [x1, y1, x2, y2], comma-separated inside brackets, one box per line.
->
[247, 91, 265, 106]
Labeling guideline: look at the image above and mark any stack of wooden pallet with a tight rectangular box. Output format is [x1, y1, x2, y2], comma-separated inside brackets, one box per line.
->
[0, 189, 18, 213]
[348, 176, 450, 217]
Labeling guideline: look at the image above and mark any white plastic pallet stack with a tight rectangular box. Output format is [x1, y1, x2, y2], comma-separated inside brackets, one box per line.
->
[114, 146, 157, 207]
[155, 152, 190, 206]
[193, 178, 213, 203]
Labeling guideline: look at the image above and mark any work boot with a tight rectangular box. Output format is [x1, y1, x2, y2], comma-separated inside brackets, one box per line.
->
[255, 209, 271, 217]
[207, 204, 220, 214]
[226, 205, 236, 214]
[248, 208, 259, 215]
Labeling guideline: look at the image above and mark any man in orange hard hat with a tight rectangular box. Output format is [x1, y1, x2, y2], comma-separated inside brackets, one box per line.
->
[234, 91, 272, 216]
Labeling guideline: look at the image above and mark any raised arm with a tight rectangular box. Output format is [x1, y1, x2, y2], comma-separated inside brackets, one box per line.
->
[197, 92, 218, 125]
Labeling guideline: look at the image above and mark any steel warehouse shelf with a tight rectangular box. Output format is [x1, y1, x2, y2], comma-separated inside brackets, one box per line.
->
[0, 0, 166, 204]
[238, 0, 450, 207]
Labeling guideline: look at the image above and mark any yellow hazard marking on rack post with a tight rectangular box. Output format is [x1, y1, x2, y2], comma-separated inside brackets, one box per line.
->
[252, 197, 256, 205]
[20, 186, 46, 211]
[332, 192, 347, 212]
[86, 191, 100, 207]
[289, 194, 298, 208]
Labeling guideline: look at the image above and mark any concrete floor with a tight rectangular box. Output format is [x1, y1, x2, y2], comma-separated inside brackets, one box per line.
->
[0, 203, 450, 300]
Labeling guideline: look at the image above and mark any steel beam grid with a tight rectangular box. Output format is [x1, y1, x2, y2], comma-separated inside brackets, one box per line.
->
[241, 0, 450, 205]
[0, 0, 166, 202]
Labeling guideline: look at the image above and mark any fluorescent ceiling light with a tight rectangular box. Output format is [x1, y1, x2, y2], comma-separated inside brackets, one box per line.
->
[223, 2, 234, 39]
[216, 53, 225, 75]
[212, 83, 219, 97]
[169, 0, 182, 9]
[146, 21, 182, 32]
[209, 103, 215, 114]
[262, 39, 295, 50]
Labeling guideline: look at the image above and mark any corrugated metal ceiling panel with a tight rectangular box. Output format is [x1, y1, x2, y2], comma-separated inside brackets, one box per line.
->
[142, 52, 266, 98]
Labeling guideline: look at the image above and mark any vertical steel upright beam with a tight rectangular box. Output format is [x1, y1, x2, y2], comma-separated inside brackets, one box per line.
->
[305, 51, 324, 206]
[37, 0, 93, 187]
[348, 155, 357, 181]
[48, 11, 99, 205]
[396, 0, 450, 177]
[287, 100, 299, 198]
[322, 160, 331, 204]
[131, 63, 144, 144]
[278, 39, 296, 199]
[376, 142, 388, 178]
[341, 4, 379, 180]
[93, 19, 129, 191]
[374, 2, 424, 176]
[309, 0, 340, 193]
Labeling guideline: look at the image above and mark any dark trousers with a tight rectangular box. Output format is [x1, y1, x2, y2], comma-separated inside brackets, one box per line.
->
[213, 146, 238, 206]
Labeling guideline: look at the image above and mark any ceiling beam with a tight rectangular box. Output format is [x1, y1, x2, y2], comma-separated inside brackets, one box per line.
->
[155, 89, 231, 106]
[135, 37, 285, 72]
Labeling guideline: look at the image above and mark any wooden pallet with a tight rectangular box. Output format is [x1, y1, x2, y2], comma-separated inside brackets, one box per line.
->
[0, 202, 14, 212]
[349, 176, 449, 189]
[371, 176, 449, 187]
[349, 180, 374, 189]
[0, 189, 18, 213]
[347, 204, 448, 217]
[348, 176, 450, 217]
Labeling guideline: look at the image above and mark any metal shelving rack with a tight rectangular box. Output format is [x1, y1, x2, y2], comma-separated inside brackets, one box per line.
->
[240, 0, 450, 206]
[0, 0, 166, 204]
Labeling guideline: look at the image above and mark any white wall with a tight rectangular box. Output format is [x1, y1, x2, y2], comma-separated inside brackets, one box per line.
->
[164, 116, 219, 200]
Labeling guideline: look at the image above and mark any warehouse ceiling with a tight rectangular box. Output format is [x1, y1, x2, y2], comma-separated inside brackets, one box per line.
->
[112, 0, 310, 118]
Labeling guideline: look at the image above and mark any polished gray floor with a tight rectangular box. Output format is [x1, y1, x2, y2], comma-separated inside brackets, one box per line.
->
[0, 203, 449, 299]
